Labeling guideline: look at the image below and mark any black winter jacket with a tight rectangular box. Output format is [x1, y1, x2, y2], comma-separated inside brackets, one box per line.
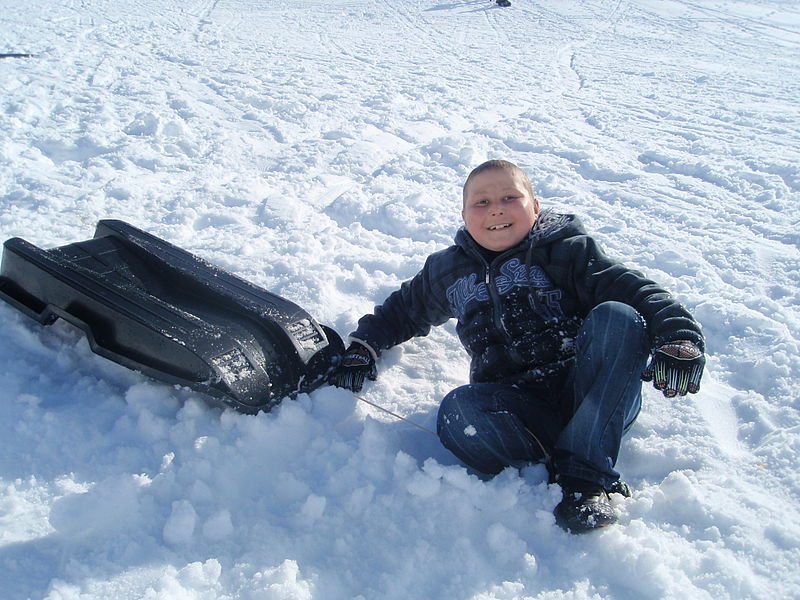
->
[350, 211, 704, 385]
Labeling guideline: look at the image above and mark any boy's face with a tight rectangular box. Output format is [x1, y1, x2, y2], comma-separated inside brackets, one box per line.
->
[462, 168, 539, 252]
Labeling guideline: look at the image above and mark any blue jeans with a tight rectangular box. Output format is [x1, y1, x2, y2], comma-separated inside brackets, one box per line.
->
[436, 302, 650, 488]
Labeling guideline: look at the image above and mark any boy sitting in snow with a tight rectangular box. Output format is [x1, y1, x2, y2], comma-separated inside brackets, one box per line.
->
[329, 159, 705, 533]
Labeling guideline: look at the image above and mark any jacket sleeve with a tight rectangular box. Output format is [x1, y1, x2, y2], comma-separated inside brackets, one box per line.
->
[546, 234, 705, 352]
[350, 254, 454, 356]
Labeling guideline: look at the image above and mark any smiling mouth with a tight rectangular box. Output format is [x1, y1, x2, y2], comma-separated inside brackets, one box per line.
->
[487, 223, 512, 230]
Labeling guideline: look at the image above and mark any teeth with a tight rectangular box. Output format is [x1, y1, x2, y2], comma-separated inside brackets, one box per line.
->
[488, 224, 511, 230]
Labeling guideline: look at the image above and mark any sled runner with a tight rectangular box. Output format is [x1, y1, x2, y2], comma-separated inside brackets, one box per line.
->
[0, 220, 343, 413]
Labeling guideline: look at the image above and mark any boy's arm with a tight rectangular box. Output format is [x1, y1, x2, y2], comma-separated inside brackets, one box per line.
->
[351, 256, 454, 357]
[560, 234, 704, 350]
[556, 234, 706, 396]
[329, 256, 453, 392]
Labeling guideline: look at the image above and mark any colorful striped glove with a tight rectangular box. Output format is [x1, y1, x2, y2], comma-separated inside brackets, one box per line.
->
[642, 340, 705, 397]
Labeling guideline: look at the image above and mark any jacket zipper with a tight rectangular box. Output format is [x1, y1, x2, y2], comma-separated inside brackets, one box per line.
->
[464, 237, 516, 353]
[485, 260, 514, 347]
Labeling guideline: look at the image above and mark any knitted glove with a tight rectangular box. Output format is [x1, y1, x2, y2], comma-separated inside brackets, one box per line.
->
[642, 340, 705, 397]
[328, 342, 377, 392]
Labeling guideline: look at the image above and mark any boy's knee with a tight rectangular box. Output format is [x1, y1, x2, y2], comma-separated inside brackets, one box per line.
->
[437, 384, 503, 453]
[437, 385, 471, 437]
[590, 301, 641, 323]
[581, 302, 649, 359]
[590, 302, 646, 336]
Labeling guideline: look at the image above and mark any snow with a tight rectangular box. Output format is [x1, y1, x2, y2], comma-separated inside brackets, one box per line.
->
[1, 0, 799, 598]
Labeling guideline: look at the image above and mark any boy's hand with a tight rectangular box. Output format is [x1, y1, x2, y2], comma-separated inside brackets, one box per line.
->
[328, 342, 377, 393]
[642, 340, 705, 397]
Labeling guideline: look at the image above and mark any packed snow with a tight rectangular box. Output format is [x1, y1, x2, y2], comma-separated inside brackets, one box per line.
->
[1, 0, 799, 598]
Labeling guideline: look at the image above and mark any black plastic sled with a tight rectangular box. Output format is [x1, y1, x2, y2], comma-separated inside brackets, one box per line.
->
[0, 220, 343, 413]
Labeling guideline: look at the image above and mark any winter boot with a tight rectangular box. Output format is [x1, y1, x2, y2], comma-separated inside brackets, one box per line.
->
[554, 477, 617, 533]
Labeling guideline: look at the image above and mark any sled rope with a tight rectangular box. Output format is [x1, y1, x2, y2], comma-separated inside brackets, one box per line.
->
[353, 393, 437, 436]
[524, 425, 552, 464]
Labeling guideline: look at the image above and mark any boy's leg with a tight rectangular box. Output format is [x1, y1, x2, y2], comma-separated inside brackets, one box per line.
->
[553, 301, 650, 489]
[437, 383, 562, 476]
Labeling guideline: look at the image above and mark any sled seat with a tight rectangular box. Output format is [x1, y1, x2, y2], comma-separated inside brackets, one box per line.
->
[0, 219, 343, 413]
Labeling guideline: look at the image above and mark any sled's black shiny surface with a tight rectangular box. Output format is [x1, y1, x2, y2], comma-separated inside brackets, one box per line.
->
[0, 220, 343, 413]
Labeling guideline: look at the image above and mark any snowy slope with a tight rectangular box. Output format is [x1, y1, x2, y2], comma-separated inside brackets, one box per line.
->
[1, 0, 799, 598]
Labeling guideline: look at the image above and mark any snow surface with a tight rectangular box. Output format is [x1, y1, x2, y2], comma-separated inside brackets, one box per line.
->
[1, 0, 799, 598]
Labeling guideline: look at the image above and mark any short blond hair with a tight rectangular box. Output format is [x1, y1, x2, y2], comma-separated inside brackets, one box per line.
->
[462, 159, 536, 207]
